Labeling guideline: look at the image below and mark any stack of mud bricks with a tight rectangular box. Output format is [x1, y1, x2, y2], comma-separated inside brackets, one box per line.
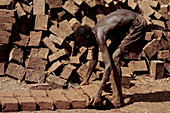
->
[0, 87, 95, 112]
[0, 0, 169, 92]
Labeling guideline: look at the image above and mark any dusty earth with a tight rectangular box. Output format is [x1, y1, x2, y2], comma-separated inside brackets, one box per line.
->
[0, 75, 170, 113]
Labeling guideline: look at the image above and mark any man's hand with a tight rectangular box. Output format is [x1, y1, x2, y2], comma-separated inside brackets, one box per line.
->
[89, 93, 102, 106]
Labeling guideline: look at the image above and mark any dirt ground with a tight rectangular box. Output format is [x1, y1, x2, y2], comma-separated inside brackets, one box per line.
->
[0, 75, 170, 113]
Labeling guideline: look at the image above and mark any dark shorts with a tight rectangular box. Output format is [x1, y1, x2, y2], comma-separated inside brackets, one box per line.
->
[119, 15, 147, 59]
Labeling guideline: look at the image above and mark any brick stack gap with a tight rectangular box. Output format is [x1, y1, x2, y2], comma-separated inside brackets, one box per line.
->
[0, 0, 169, 90]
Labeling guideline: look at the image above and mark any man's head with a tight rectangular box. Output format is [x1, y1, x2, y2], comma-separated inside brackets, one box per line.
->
[75, 25, 95, 47]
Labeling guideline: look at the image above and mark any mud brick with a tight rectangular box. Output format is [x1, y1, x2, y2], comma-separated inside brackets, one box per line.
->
[159, 4, 168, 13]
[78, 46, 87, 57]
[30, 90, 47, 97]
[9, 46, 23, 64]
[153, 30, 163, 38]
[86, 49, 92, 60]
[46, 74, 67, 87]
[74, 0, 83, 5]
[0, 36, 9, 44]
[60, 64, 76, 79]
[0, 9, 14, 17]
[46, 0, 62, 9]
[25, 57, 47, 70]
[82, 16, 95, 28]
[0, 91, 13, 97]
[16, 97, 36, 111]
[15, 2, 26, 18]
[154, 11, 163, 20]
[6, 63, 25, 80]
[0, 0, 13, 9]
[70, 56, 80, 64]
[59, 20, 74, 37]
[69, 18, 80, 31]
[143, 39, 162, 59]
[0, 62, 5, 75]
[62, 89, 86, 109]
[22, 3, 32, 13]
[0, 23, 12, 31]
[30, 48, 49, 59]
[47, 89, 70, 109]
[1, 97, 18, 112]
[13, 91, 31, 97]
[121, 67, 132, 88]
[28, 83, 51, 90]
[128, 0, 138, 10]
[35, 14, 48, 31]
[62, 0, 79, 16]
[33, 0, 45, 15]
[49, 49, 68, 62]
[84, 0, 96, 7]
[144, 0, 159, 9]
[49, 25, 66, 39]
[164, 63, 170, 75]
[0, 17, 15, 23]
[25, 69, 45, 83]
[34, 97, 54, 110]
[28, 31, 42, 47]
[138, 1, 154, 16]
[42, 37, 59, 53]
[145, 32, 154, 41]
[98, 51, 103, 62]
[14, 34, 29, 47]
[150, 60, 164, 79]
[157, 50, 170, 60]
[128, 60, 148, 72]
[151, 19, 165, 29]
[47, 61, 62, 74]
[49, 34, 64, 46]
[77, 63, 88, 79]
[0, 30, 11, 37]
[96, 14, 105, 22]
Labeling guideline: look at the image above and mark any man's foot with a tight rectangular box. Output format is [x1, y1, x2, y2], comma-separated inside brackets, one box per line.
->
[89, 93, 102, 106]
[108, 96, 125, 108]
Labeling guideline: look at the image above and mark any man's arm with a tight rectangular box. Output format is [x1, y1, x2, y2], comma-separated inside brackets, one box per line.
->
[80, 43, 98, 85]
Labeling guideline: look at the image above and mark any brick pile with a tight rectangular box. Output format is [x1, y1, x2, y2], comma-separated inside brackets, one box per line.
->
[0, 0, 169, 93]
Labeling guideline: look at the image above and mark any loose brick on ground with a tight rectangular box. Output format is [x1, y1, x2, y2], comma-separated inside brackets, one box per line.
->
[1, 97, 18, 112]
[9, 46, 24, 64]
[70, 56, 80, 64]
[0, 36, 9, 44]
[0, 9, 14, 17]
[33, 0, 45, 15]
[30, 90, 47, 97]
[47, 61, 62, 74]
[13, 91, 31, 97]
[60, 64, 76, 79]
[14, 34, 29, 47]
[16, 97, 36, 111]
[22, 3, 32, 13]
[128, 60, 148, 72]
[49, 49, 68, 62]
[5, 63, 26, 80]
[121, 67, 132, 88]
[15, 2, 26, 18]
[128, 0, 138, 10]
[138, 1, 155, 16]
[34, 97, 54, 110]
[82, 16, 95, 28]
[30, 48, 49, 59]
[150, 60, 164, 79]
[0, 0, 13, 8]
[28, 83, 51, 90]
[49, 34, 64, 46]
[143, 39, 162, 59]
[25, 57, 47, 70]
[0, 23, 13, 31]
[151, 19, 165, 29]
[35, 14, 48, 31]
[46, 0, 62, 9]
[62, 0, 79, 16]
[62, 89, 86, 109]
[0, 62, 5, 75]
[42, 37, 59, 53]
[0, 17, 15, 23]
[28, 31, 42, 47]
[25, 69, 46, 83]
[145, 32, 154, 41]
[157, 50, 170, 60]
[0, 91, 13, 97]
[47, 89, 70, 109]
[69, 18, 80, 31]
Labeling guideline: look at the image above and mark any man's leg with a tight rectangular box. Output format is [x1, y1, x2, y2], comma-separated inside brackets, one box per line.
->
[109, 48, 124, 107]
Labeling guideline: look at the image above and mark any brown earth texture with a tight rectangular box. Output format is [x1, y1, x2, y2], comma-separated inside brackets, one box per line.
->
[1, 75, 170, 113]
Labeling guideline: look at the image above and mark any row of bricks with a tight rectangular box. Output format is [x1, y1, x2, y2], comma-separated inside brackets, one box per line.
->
[0, 89, 87, 112]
